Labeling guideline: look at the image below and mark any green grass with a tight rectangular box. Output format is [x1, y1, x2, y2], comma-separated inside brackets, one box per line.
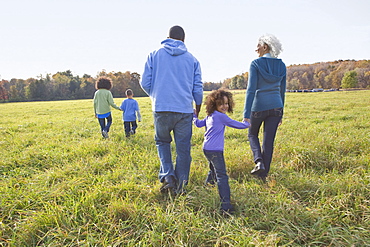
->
[1, 90, 369, 246]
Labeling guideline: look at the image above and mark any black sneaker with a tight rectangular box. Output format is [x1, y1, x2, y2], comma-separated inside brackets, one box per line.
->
[160, 176, 177, 195]
[102, 131, 109, 139]
[251, 161, 265, 175]
[220, 207, 235, 217]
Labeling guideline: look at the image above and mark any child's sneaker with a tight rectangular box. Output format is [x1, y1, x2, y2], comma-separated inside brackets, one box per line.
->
[102, 131, 109, 139]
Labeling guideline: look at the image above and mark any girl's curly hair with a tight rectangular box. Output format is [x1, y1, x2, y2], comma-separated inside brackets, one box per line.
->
[95, 76, 112, 90]
[205, 88, 234, 115]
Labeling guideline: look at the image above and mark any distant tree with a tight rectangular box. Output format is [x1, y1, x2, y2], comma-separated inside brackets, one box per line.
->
[8, 79, 27, 101]
[203, 82, 222, 91]
[27, 79, 47, 100]
[52, 72, 71, 99]
[0, 81, 8, 101]
[236, 75, 245, 89]
[287, 78, 300, 90]
[341, 70, 358, 88]
[325, 69, 343, 89]
[222, 78, 231, 88]
[229, 76, 238, 89]
[128, 72, 146, 96]
[355, 68, 370, 88]
[80, 74, 95, 98]
[364, 71, 370, 88]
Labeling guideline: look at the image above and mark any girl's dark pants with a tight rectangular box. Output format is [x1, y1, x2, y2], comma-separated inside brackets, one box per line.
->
[203, 150, 233, 211]
[98, 115, 112, 134]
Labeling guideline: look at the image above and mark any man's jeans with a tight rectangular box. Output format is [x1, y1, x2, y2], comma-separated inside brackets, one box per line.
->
[98, 114, 112, 133]
[154, 112, 193, 191]
[248, 108, 283, 178]
[203, 150, 232, 211]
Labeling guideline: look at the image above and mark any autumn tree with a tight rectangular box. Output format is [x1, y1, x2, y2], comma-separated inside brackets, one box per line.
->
[0, 81, 8, 101]
[80, 74, 96, 98]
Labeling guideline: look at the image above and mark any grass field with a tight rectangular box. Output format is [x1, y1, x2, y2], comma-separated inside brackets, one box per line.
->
[0, 90, 369, 246]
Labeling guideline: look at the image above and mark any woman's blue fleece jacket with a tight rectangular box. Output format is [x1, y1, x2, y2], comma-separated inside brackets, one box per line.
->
[140, 38, 203, 113]
[243, 57, 287, 119]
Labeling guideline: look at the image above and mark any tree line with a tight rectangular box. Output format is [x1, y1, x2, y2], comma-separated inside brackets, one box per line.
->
[219, 59, 370, 91]
[286, 59, 370, 90]
[0, 70, 146, 102]
[1, 60, 369, 102]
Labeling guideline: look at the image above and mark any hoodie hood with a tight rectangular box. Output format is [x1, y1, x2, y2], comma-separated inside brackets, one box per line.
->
[161, 38, 187, 56]
[252, 57, 286, 83]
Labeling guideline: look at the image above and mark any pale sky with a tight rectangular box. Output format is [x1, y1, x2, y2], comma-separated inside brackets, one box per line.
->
[1, 0, 369, 82]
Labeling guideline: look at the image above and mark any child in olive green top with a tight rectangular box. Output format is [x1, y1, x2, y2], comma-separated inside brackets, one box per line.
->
[93, 76, 121, 138]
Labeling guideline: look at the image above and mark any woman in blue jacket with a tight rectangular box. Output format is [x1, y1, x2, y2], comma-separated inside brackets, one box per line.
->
[243, 34, 286, 181]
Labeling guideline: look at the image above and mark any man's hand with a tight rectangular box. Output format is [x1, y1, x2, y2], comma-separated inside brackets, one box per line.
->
[195, 105, 201, 117]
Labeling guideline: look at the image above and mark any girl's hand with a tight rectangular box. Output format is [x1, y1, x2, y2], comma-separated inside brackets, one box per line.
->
[243, 118, 250, 123]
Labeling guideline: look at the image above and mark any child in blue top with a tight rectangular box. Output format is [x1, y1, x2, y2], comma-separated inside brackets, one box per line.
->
[120, 89, 141, 137]
[193, 89, 250, 215]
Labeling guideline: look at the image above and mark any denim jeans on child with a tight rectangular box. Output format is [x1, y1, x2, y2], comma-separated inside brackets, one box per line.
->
[248, 108, 283, 178]
[154, 112, 193, 192]
[124, 121, 137, 136]
[203, 150, 233, 211]
[98, 114, 112, 133]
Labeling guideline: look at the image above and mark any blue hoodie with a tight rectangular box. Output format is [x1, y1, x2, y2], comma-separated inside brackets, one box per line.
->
[243, 57, 286, 118]
[140, 38, 203, 113]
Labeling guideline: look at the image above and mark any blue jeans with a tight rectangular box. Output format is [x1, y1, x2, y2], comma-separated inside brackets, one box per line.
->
[248, 108, 283, 178]
[98, 114, 112, 133]
[204, 150, 232, 211]
[154, 112, 193, 191]
[124, 121, 137, 136]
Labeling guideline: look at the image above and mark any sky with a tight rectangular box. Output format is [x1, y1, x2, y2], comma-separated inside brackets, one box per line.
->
[1, 0, 369, 83]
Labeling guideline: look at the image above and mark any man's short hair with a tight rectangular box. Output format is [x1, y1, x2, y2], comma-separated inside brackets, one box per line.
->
[169, 25, 185, 41]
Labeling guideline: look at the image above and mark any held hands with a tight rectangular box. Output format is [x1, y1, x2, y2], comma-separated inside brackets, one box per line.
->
[243, 118, 251, 128]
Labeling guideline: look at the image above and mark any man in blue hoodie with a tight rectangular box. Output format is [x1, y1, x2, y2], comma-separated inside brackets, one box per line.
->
[140, 25, 203, 195]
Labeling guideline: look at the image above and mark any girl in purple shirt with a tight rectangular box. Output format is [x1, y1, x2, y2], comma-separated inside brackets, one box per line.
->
[194, 89, 250, 215]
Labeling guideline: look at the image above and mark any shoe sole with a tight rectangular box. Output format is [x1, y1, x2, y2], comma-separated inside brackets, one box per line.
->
[160, 183, 176, 194]
[251, 168, 265, 175]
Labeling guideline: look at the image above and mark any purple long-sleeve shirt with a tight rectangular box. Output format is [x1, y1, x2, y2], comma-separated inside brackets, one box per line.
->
[193, 110, 250, 152]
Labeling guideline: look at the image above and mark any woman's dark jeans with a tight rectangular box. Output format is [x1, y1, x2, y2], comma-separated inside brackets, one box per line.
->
[98, 114, 112, 134]
[248, 108, 283, 178]
[203, 150, 233, 211]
